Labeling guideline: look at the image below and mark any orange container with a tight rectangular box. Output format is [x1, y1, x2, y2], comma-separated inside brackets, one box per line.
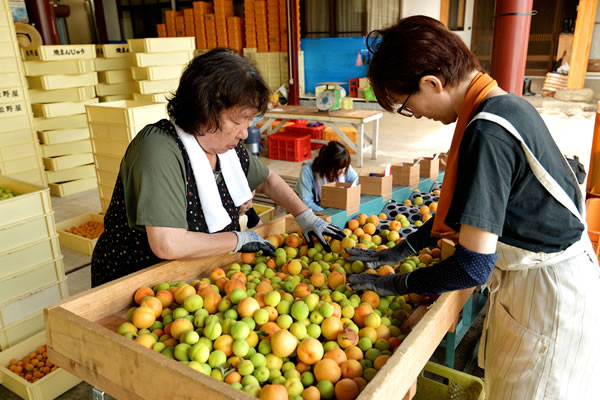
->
[157, 24, 167, 38]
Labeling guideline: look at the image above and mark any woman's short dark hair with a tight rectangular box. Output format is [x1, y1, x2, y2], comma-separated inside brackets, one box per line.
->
[312, 141, 352, 183]
[167, 48, 271, 134]
[367, 15, 481, 111]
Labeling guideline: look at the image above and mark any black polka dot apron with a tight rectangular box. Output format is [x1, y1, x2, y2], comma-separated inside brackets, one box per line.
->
[91, 119, 251, 287]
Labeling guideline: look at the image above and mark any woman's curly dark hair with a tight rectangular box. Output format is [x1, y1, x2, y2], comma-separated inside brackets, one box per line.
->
[167, 48, 271, 135]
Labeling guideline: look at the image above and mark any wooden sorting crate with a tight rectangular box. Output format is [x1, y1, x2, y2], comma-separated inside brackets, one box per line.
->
[44, 215, 472, 400]
[0, 175, 52, 227]
[130, 65, 186, 81]
[34, 114, 88, 132]
[38, 128, 90, 145]
[86, 100, 167, 127]
[98, 70, 133, 84]
[133, 51, 193, 67]
[0, 311, 44, 351]
[0, 331, 81, 398]
[0, 257, 64, 305]
[0, 101, 27, 118]
[0, 235, 62, 278]
[89, 122, 145, 143]
[31, 98, 99, 119]
[49, 177, 97, 197]
[40, 140, 92, 158]
[127, 37, 196, 53]
[0, 213, 56, 253]
[0, 56, 21, 74]
[27, 72, 98, 91]
[135, 79, 179, 95]
[23, 59, 94, 76]
[56, 213, 104, 255]
[42, 153, 94, 171]
[46, 164, 95, 184]
[96, 44, 130, 58]
[28, 86, 96, 104]
[22, 45, 96, 61]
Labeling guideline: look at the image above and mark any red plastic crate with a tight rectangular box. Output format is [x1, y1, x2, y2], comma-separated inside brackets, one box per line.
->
[268, 132, 312, 162]
[285, 123, 325, 150]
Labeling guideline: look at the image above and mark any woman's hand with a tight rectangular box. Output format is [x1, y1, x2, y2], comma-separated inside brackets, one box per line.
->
[239, 190, 255, 216]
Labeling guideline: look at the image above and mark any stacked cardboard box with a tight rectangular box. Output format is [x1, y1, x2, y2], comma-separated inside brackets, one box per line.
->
[0, 5, 46, 186]
[95, 44, 135, 102]
[86, 101, 168, 213]
[129, 37, 194, 104]
[23, 45, 99, 197]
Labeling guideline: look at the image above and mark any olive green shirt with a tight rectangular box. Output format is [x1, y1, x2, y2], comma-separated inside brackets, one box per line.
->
[120, 123, 270, 231]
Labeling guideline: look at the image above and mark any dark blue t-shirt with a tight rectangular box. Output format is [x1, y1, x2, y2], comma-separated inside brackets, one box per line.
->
[445, 93, 584, 253]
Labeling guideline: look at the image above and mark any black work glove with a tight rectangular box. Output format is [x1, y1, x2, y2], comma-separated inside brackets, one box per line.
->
[233, 231, 276, 257]
[347, 272, 409, 296]
[245, 208, 261, 229]
[345, 216, 437, 269]
[295, 208, 345, 253]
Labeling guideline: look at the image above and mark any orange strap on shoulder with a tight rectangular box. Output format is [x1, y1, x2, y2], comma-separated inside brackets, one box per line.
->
[432, 72, 498, 237]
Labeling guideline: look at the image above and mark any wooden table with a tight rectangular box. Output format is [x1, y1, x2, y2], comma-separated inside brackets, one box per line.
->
[259, 105, 383, 167]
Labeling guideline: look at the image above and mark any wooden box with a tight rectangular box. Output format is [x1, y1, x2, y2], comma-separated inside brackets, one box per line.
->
[98, 70, 133, 84]
[131, 65, 186, 81]
[34, 114, 88, 132]
[320, 182, 361, 215]
[44, 215, 473, 400]
[38, 128, 90, 145]
[23, 59, 94, 76]
[86, 100, 166, 127]
[392, 162, 420, 189]
[96, 44, 130, 58]
[27, 72, 98, 91]
[420, 155, 439, 181]
[134, 78, 179, 95]
[28, 86, 96, 104]
[127, 37, 196, 53]
[46, 165, 95, 184]
[56, 213, 104, 255]
[0, 331, 81, 398]
[359, 173, 393, 200]
[40, 140, 92, 158]
[133, 51, 193, 67]
[42, 153, 94, 171]
[94, 57, 132, 72]
[0, 175, 52, 227]
[32, 99, 99, 119]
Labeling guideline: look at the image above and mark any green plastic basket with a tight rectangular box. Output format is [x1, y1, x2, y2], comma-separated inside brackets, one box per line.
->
[414, 362, 485, 400]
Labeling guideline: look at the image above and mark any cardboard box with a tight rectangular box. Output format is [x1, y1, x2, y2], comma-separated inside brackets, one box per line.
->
[392, 162, 420, 189]
[320, 182, 361, 215]
[359, 174, 392, 200]
[420, 156, 440, 181]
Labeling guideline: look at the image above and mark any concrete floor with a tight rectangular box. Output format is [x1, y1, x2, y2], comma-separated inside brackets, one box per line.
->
[1, 96, 593, 399]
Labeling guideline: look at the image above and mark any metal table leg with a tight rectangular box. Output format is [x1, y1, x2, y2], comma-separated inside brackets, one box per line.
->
[92, 387, 105, 400]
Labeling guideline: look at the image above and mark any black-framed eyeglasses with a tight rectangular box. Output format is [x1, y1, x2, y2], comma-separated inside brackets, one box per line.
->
[396, 91, 414, 117]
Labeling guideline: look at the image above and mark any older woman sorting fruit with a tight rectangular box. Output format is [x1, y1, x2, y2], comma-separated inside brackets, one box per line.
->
[346, 16, 600, 399]
[91, 49, 344, 287]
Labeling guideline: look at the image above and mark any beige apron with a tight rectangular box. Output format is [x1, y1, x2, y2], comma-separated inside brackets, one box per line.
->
[470, 112, 600, 399]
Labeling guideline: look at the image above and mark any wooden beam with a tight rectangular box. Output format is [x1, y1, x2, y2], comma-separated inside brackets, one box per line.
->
[440, 0, 450, 27]
[567, 0, 598, 88]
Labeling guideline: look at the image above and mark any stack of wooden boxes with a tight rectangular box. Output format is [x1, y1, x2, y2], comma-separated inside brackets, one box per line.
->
[129, 38, 194, 104]
[23, 45, 100, 197]
[95, 43, 135, 102]
[0, 4, 46, 186]
[214, 0, 233, 48]
[193, 1, 212, 49]
[86, 100, 168, 213]
[0, 176, 67, 349]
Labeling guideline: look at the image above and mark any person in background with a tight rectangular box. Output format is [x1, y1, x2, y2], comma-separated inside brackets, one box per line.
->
[346, 16, 600, 399]
[91, 49, 344, 287]
[295, 141, 358, 212]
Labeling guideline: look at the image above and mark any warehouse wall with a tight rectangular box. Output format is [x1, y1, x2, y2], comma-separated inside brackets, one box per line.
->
[401, 0, 441, 20]
[301, 37, 368, 95]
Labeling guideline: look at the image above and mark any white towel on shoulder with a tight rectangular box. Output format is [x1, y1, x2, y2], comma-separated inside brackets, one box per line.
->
[173, 122, 252, 233]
